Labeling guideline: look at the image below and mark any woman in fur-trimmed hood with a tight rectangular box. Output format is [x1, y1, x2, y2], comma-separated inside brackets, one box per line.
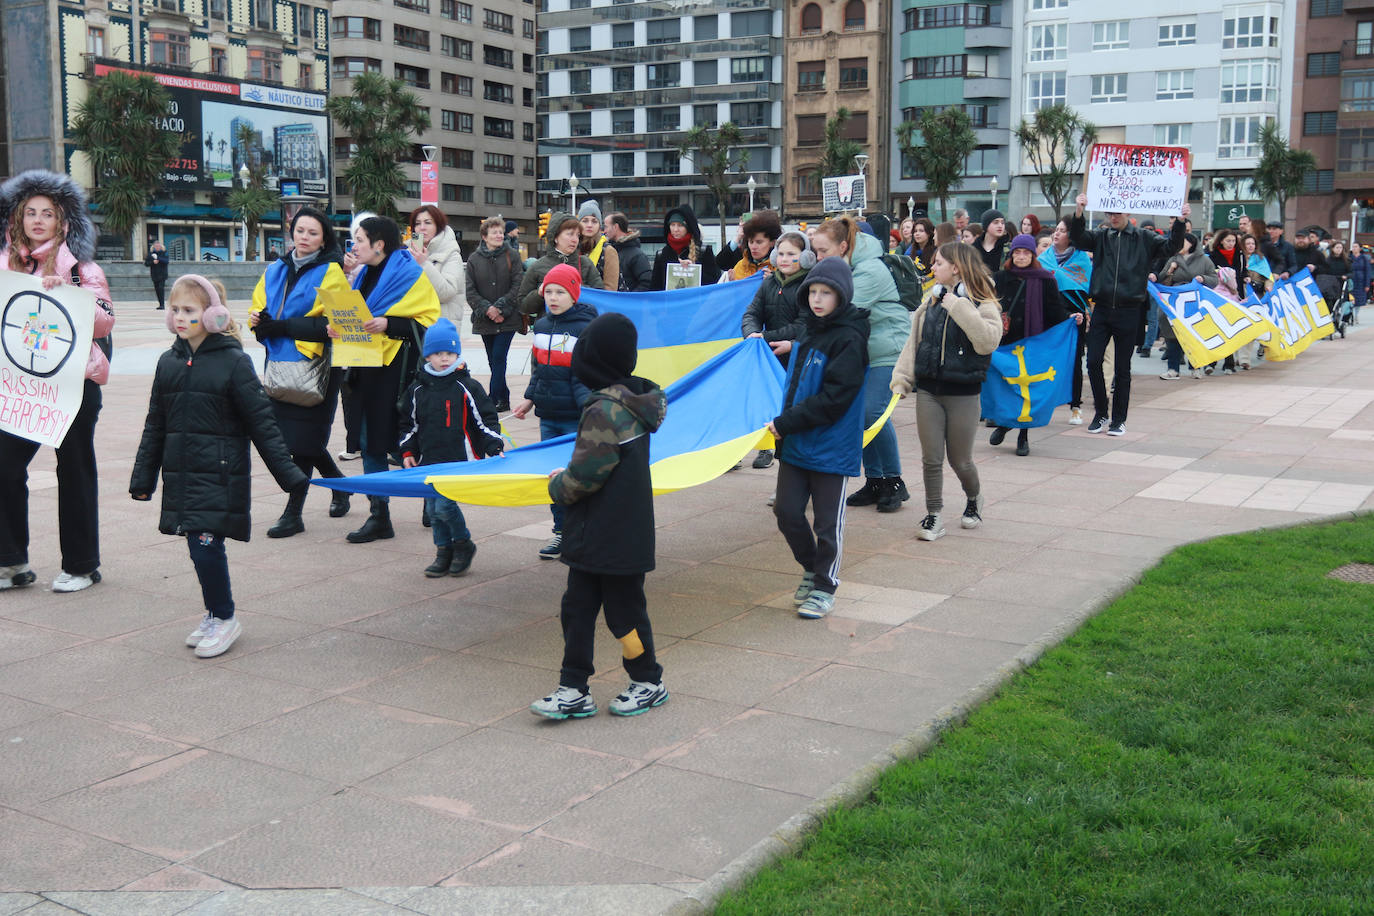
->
[0, 169, 116, 594]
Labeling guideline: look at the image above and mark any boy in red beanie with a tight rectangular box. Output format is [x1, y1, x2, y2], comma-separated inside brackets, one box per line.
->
[512, 263, 599, 558]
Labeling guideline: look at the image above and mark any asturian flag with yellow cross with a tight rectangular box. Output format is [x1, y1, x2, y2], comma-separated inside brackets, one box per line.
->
[980, 319, 1077, 429]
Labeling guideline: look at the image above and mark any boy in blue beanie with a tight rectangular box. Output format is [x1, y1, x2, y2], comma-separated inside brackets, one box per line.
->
[767, 257, 869, 619]
[398, 317, 505, 576]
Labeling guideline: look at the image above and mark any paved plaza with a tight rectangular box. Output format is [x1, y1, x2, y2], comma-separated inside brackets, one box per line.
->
[2, 300, 1372, 915]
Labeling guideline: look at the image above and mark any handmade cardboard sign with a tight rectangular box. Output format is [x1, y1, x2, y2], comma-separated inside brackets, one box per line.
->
[1084, 143, 1190, 215]
[0, 272, 96, 447]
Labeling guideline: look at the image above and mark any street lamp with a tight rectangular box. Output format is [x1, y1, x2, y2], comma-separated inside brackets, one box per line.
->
[907, 196, 915, 221]
[854, 153, 869, 218]
[568, 173, 579, 215]
[989, 175, 999, 213]
[1352, 198, 1360, 250]
[421, 144, 437, 162]
[746, 174, 756, 214]
[238, 162, 250, 262]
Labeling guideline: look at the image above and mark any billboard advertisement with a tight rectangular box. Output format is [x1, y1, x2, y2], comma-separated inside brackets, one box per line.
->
[92, 65, 329, 197]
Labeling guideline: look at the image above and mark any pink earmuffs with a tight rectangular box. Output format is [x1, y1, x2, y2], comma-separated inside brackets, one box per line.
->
[166, 274, 231, 334]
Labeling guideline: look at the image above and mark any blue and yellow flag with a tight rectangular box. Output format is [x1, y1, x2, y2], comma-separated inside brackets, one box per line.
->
[979, 319, 1077, 429]
[351, 248, 440, 364]
[1256, 268, 1335, 360]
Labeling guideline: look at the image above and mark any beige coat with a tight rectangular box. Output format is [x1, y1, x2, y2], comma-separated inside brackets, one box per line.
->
[416, 226, 466, 323]
[890, 288, 1003, 396]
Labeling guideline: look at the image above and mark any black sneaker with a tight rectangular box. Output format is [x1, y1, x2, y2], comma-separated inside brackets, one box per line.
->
[875, 479, 903, 513]
[846, 478, 881, 507]
[538, 533, 562, 559]
[1086, 415, 1108, 434]
[1107, 422, 1126, 437]
[893, 477, 910, 502]
[751, 449, 775, 469]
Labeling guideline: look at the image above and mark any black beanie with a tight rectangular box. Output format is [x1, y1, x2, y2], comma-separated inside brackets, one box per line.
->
[980, 208, 1004, 227]
[572, 312, 639, 390]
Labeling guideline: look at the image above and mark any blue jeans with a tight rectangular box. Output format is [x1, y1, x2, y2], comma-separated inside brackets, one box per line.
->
[425, 495, 470, 546]
[860, 366, 901, 479]
[1143, 303, 1160, 352]
[540, 416, 580, 532]
[482, 332, 515, 405]
[1165, 339, 1184, 373]
[186, 531, 234, 619]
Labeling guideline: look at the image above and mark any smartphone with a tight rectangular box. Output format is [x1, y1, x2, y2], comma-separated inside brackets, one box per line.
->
[345, 238, 354, 253]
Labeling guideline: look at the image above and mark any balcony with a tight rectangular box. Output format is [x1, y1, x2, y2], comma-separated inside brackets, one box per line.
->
[965, 25, 1011, 49]
[1343, 39, 1374, 61]
[963, 76, 1010, 99]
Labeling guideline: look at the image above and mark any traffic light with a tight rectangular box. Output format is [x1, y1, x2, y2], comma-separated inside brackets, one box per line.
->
[538, 211, 550, 238]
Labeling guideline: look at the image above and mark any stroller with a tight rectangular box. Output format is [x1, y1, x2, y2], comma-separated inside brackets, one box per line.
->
[1333, 276, 1356, 338]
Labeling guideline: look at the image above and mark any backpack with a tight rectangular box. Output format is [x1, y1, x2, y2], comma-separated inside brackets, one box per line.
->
[879, 252, 925, 312]
[70, 264, 114, 360]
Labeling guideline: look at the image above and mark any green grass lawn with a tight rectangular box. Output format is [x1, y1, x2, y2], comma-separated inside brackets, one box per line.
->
[717, 516, 1374, 915]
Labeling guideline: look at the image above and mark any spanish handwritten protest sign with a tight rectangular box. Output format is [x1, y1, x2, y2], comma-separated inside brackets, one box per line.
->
[1084, 143, 1190, 215]
[0, 271, 96, 448]
[319, 287, 383, 367]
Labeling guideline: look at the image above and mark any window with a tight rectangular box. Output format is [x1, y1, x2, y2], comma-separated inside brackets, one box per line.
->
[1157, 20, 1196, 46]
[1156, 70, 1194, 100]
[733, 10, 771, 36]
[150, 30, 190, 67]
[485, 45, 513, 68]
[1311, 0, 1344, 14]
[403, 180, 421, 199]
[1339, 127, 1374, 170]
[965, 147, 998, 176]
[297, 63, 312, 89]
[441, 147, 471, 169]
[1308, 53, 1341, 77]
[442, 37, 472, 60]
[796, 170, 820, 198]
[798, 60, 825, 92]
[334, 138, 357, 160]
[1029, 0, 1068, 8]
[1341, 72, 1374, 110]
[647, 151, 678, 175]
[731, 57, 770, 83]
[393, 0, 429, 12]
[646, 19, 680, 44]
[694, 104, 718, 128]
[1303, 169, 1335, 192]
[442, 183, 473, 203]
[395, 25, 429, 51]
[86, 26, 104, 56]
[569, 70, 591, 94]
[210, 0, 226, 18]
[332, 57, 381, 79]
[1221, 60, 1278, 104]
[333, 16, 379, 39]
[1092, 20, 1129, 50]
[247, 47, 282, 82]
[485, 9, 513, 33]
[524, 87, 534, 107]
[613, 67, 634, 91]
[569, 112, 591, 136]
[908, 4, 994, 28]
[524, 53, 534, 74]
[613, 23, 634, 47]
[612, 109, 635, 133]
[458, 112, 474, 133]
[839, 58, 868, 89]
[907, 55, 967, 79]
[523, 18, 534, 38]
[800, 3, 822, 33]
[1218, 116, 1264, 158]
[844, 0, 865, 30]
[695, 14, 718, 41]
[731, 101, 767, 127]
[1154, 123, 1192, 146]
[1224, 14, 1278, 49]
[568, 27, 590, 51]
[647, 63, 680, 88]
[613, 153, 634, 177]
[482, 187, 513, 207]
[1090, 73, 1127, 103]
[522, 121, 534, 142]
[484, 80, 514, 103]
[1305, 111, 1338, 135]
[211, 47, 227, 75]
[1029, 24, 1067, 61]
[695, 60, 718, 86]
[441, 72, 464, 94]
[484, 153, 514, 173]
[442, 0, 472, 23]
[484, 117, 514, 138]
[1359, 21, 1374, 56]
[796, 114, 826, 145]
[1026, 71, 1066, 110]
[395, 64, 429, 90]
[647, 106, 680, 132]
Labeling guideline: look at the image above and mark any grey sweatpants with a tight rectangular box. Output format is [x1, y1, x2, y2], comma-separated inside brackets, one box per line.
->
[915, 389, 982, 514]
[773, 460, 848, 594]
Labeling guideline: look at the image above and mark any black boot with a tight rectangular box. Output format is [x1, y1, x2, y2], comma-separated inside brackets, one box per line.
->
[329, 489, 351, 518]
[421, 503, 432, 528]
[424, 545, 454, 577]
[989, 426, 1009, 446]
[347, 497, 395, 544]
[267, 487, 307, 538]
[846, 477, 881, 507]
[448, 538, 477, 576]
[875, 478, 903, 513]
[892, 477, 910, 502]
[1016, 429, 1030, 457]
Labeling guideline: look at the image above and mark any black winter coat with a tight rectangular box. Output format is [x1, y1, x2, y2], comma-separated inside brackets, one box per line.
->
[992, 269, 1068, 344]
[611, 233, 653, 291]
[466, 243, 524, 335]
[650, 204, 721, 289]
[398, 367, 505, 465]
[130, 334, 307, 541]
[1069, 215, 1185, 307]
[741, 267, 809, 356]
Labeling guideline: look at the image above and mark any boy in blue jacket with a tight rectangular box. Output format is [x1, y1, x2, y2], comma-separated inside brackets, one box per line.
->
[766, 257, 870, 619]
[511, 263, 598, 559]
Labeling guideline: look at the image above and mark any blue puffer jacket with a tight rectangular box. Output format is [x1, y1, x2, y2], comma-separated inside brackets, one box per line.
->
[523, 301, 598, 420]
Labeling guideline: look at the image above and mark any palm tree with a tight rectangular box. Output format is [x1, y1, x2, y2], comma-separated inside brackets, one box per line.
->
[70, 70, 182, 257]
[677, 122, 747, 250]
[815, 108, 865, 180]
[1253, 121, 1317, 226]
[325, 72, 431, 218]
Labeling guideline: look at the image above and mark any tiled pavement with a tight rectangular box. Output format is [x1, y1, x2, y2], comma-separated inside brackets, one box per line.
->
[3, 300, 1373, 915]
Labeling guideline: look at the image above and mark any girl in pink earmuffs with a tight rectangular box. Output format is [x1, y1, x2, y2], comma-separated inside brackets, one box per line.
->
[129, 275, 307, 658]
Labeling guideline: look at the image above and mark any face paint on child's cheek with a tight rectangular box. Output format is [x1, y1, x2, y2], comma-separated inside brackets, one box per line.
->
[189, 319, 200, 325]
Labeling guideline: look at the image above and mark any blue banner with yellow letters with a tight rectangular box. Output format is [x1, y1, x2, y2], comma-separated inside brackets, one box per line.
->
[979, 319, 1077, 429]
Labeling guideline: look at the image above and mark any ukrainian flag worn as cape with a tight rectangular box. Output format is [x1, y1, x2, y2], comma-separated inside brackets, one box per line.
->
[980, 319, 1077, 429]
[249, 260, 350, 361]
[1038, 247, 1092, 312]
[351, 248, 440, 364]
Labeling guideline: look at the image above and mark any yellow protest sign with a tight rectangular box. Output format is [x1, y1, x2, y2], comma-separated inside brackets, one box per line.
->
[320, 287, 383, 367]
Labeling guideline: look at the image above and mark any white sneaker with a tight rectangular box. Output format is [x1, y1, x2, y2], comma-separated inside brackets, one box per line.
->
[52, 570, 100, 593]
[186, 612, 216, 647]
[0, 563, 36, 590]
[194, 616, 242, 658]
[961, 495, 984, 529]
[1068, 408, 1083, 425]
[337, 450, 361, 461]
[609, 680, 669, 716]
[1160, 370, 1179, 380]
[530, 685, 598, 719]
[918, 513, 945, 541]
[1191, 368, 1202, 379]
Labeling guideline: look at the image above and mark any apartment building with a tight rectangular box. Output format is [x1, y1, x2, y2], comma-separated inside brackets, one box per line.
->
[536, 0, 782, 240]
[888, 0, 1011, 222]
[329, 0, 537, 243]
[1009, 0, 1295, 230]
